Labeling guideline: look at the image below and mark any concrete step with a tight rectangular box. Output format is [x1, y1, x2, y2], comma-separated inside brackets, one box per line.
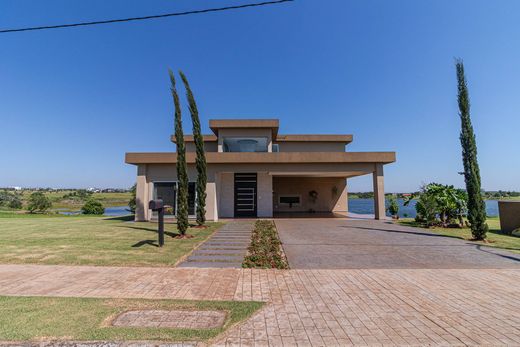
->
[177, 261, 243, 268]
[193, 249, 247, 255]
[188, 255, 244, 262]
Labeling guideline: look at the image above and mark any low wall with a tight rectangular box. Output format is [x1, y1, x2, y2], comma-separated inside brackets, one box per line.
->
[498, 201, 520, 234]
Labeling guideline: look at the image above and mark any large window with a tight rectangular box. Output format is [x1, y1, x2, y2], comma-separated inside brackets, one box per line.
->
[278, 195, 301, 208]
[223, 137, 268, 152]
[152, 182, 196, 217]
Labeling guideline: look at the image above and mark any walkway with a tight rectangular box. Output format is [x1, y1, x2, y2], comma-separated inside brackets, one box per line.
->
[275, 219, 520, 269]
[1, 264, 519, 346]
[177, 220, 253, 268]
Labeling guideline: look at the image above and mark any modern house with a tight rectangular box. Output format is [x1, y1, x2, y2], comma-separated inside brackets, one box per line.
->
[125, 119, 396, 221]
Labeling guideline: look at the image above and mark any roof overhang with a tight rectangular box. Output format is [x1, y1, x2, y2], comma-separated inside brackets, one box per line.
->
[209, 119, 279, 138]
[170, 134, 217, 143]
[125, 151, 396, 165]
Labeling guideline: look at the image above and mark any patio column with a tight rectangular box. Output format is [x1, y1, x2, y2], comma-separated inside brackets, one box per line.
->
[373, 163, 385, 220]
[135, 164, 149, 222]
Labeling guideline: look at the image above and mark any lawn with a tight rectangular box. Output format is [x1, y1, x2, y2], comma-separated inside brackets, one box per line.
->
[0, 296, 263, 342]
[0, 214, 224, 266]
[399, 217, 520, 254]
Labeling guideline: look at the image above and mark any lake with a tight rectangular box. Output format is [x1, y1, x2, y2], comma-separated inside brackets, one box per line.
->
[348, 198, 499, 218]
[58, 206, 131, 216]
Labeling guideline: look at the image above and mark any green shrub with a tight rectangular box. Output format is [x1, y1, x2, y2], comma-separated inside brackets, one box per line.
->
[243, 220, 288, 269]
[8, 196, 22, 209]
[27, 192, 52, 213]
[81, 199, 105, 215]
[386, 194, 399, 217]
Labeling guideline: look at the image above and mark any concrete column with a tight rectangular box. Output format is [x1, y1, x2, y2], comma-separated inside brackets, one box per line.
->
[332, 179, 348, 213]
[257, 172, 273, 217]
[205, 181, 218, 221]
[135, 164, 149, 222]
[373, 163, 385, 220]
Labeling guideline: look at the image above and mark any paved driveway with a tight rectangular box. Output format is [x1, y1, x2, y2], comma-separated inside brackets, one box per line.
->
[275, 219, 520, 269]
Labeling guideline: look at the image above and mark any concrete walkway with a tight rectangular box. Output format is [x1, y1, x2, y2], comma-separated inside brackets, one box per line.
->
[177, 221, 253, 268]
[275, 219, 520, 269]
[1, 264, 520, 346]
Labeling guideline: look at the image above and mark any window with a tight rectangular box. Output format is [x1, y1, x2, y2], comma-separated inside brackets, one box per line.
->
[223, 137, 268, 152]
[272, 144, 280, 152]
[278, 195, 301, 207]
[152, 182, 196, 217]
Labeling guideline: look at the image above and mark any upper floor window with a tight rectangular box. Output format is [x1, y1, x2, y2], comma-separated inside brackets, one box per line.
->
[223, 137, 268, 152]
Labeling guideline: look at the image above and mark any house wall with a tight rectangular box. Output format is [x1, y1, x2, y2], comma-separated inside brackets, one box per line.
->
[135, 162, 373, 221]
[274, 142, 346, 152]
[185, 142, 218, 152]
[272, 177, 347, 213]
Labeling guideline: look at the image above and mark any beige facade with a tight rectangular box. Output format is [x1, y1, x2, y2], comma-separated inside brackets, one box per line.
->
[126, 119, 395, 221]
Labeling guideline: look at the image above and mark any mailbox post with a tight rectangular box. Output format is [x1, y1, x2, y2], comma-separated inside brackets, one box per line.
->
[148, 199, 164, 247]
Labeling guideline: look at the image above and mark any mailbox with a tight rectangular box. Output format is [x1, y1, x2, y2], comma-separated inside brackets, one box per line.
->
[148, 199, 165, 247]
[149, 199, 164, 211]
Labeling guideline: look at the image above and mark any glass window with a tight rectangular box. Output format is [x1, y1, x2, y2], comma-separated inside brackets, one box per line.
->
[223, 137, 268, 152]
[152, 182, 197, 217]
[153, 182, 176, 216]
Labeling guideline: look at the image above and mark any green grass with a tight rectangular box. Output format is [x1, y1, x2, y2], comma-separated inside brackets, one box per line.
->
[0, 214, 224, 266]
[399, 217, 520, 254]
[0, 296, 263, 342]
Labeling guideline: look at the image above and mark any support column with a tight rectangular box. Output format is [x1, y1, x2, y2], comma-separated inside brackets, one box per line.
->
[373, 163, 385, 220]
[135, 164, 149, 222]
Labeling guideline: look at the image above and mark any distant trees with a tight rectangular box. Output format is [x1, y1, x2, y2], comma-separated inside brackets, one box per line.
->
[180, 71, 207, 226]
[455, 59, 488, 240]
[128, 184, 137, 214]
[0, 190, 22, 209]
[81, 199, 105, 215]
[169, 69, 189, 235]
[27, 192, 52, 213]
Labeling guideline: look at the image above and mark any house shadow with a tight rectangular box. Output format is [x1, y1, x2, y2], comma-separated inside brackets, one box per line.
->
[475, 245, 520, 262]
[343, 225, 463, 241]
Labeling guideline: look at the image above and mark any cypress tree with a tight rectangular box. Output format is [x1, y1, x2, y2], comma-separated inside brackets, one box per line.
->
[169, 69, 189, 235]
[455, 59, 488, 240]
[180, 71, 207, 226]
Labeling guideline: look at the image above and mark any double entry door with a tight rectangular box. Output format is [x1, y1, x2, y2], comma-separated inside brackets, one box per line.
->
[234, 173, 257, 217]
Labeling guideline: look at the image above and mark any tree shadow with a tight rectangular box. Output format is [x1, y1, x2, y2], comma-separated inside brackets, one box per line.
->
[475, 245, 520, 262]
[120, 225, 180, 238]
[131, 239, 159, 248]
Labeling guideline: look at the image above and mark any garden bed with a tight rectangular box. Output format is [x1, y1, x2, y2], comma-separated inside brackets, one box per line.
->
[242, 220, 289, 269]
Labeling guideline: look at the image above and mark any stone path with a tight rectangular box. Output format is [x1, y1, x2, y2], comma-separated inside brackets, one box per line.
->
[177, 221, 253, 268]
[1, 264, 520, 346]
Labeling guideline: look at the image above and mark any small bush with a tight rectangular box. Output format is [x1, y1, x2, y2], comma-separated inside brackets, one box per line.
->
[81, 199, 105, 215]
[243, 220, 289, 269]
[27, 192, 52, 213]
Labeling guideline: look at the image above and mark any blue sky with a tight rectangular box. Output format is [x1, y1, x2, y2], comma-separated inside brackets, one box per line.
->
[1, 0, 519, 191]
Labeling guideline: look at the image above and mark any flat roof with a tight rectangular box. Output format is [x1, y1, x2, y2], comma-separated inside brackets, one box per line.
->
[125, 151, 396, 165]
[209, 119, 279, 138]
[275, 134, 353, 143]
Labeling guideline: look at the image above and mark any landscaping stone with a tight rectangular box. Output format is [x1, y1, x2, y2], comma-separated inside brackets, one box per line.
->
[112, 310, 226, 329]
[177, 221, 253, 268]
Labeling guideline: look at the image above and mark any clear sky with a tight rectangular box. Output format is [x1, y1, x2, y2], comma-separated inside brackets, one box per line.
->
[1, 0, 519, 192]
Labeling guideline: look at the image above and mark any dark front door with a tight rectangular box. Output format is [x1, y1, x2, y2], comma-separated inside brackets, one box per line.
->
[234, 173, 257, 217]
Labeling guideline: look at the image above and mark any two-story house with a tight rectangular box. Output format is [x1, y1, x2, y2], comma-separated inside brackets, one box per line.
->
[125, 119, 396, 221]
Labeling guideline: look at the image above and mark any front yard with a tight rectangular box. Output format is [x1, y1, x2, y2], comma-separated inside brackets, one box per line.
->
[399, 216, 520, 254]
[0, 213, 223, 266]
[0, 296, 262, 342]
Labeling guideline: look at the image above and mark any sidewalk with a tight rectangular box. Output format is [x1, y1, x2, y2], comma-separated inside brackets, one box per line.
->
[0, 264, 519, 346]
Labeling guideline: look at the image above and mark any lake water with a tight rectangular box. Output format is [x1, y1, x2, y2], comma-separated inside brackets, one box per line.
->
[348, 198, 499, 218]
[58, 206, 131, 216]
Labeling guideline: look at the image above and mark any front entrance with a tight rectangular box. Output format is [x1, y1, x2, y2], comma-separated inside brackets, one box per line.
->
[234, 173, 257, 217]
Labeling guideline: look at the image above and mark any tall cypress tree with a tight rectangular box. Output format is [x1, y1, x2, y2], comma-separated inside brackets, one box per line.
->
[455, 59, 488, 240]
[169, 69, 189, 235]
[179, 71, 207, 226]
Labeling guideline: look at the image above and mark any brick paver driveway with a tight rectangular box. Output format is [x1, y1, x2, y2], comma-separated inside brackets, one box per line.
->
[1, 265, 520, 346]
[275, 219, 520, 269]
